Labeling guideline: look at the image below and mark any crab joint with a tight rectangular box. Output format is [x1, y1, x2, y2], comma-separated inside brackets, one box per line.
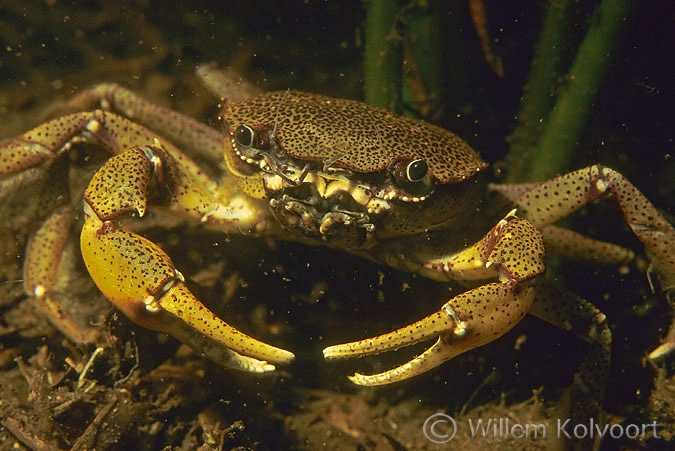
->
[443, 304, 468, 337]
[141, 269, 186, 314]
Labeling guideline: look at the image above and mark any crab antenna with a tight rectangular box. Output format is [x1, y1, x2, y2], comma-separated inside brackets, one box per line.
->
[270, 88, 291, 147]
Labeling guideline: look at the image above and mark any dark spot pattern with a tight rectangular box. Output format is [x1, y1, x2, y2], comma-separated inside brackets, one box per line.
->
[24, 207, 72, 293]
[489, 217, 546, 282]
[223, 91, 487, 184]
[513, 165, 674, 274]
[84, 146, 152, 221]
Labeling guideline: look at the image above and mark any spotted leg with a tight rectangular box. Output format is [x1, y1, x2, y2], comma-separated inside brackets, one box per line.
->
[528, 280, 612, 451]
[493, 165, 675, 359]
[43, 83, 225, 162]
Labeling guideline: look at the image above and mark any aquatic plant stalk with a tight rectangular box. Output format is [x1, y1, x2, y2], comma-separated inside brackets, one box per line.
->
[364, 0, 402, 112]
[505, 1, 574, 182]
[400, 3, 443, 119]
[508, 0, 632, 182]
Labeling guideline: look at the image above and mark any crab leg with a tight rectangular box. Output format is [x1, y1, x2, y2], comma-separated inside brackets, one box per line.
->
[23, 206, 102, 343]
[324, 212, 545, 385]
[44, 83, 225, 162]
[495, 165, 675, 357]
[528, 279, 612, 451]
[80, 144, 294, 372]
[494, 165, 675, 275]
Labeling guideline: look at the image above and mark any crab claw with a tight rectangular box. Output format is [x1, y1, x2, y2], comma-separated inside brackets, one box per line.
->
[80, 209, 294, 372]
[324, 213, 543, 385]
[79, 144, 294, 373]
[324, 282, 535, 385]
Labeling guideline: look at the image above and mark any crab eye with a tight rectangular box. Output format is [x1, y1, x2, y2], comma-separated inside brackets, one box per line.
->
[390, 158, 429, 184]
[235, 124, 272, 151]
[405, 159, 428, 182]
[235, 125, 254, 147]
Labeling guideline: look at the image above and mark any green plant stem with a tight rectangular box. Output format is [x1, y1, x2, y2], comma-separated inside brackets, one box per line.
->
[400, 3, 443, 118]
[508, 0, 632, 182]
[505, 1, 574, 182]
[364, 0, 402, 112]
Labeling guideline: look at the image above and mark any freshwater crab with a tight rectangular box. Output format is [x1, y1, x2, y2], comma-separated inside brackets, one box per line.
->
[1, 67, 674, 401]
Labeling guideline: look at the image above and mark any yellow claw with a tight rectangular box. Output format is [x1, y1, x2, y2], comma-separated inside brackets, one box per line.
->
[424, 210, 546, 283]
[324, 282, 536, 385]
[324, 213, 545, 385]
[347, 337, 460, 386]
[323, 311, 457, 360]
[80, 206, 294, 372]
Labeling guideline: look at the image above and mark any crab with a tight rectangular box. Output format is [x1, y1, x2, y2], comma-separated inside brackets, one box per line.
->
[1, 67, 674, 423]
